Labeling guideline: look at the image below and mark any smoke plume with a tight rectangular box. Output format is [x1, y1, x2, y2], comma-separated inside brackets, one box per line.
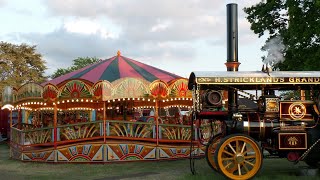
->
[262, 36, 285, 67]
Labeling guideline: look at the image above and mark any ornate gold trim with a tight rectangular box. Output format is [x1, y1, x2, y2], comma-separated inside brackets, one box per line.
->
[278, 132, 307, 150]
[289, 102, 306, 120]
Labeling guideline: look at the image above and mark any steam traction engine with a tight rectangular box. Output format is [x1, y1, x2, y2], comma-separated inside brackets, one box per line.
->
[187, 3, 320, 180]
[188, 71, 320, 179]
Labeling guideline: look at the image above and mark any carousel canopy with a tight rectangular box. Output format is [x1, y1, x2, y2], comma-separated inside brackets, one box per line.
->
[45, 51, 181, 86]
[10, 52, 192, 110]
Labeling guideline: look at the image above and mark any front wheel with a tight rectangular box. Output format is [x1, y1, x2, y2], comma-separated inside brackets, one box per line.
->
[205, 134, 223, 171]
[215, 134, 263, 180]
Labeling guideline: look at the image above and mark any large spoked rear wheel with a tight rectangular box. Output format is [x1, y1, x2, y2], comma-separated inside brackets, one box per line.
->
[214, 134, 263, 180]
[205, 134, 223, 171]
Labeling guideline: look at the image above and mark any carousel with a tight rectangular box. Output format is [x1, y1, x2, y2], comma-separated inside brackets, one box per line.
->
[3, 51, 209, 163]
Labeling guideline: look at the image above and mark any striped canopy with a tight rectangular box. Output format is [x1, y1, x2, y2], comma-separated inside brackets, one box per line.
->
[45, 52, 181, 85]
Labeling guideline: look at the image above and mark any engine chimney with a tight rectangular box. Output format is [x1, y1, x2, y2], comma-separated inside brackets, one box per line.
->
[225, 3, 239, 115]
[225, 3, 240, 71]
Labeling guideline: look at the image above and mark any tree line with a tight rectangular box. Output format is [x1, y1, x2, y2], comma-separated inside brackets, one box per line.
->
[244, 0, 320, 70]
[0, 41, 99, 94]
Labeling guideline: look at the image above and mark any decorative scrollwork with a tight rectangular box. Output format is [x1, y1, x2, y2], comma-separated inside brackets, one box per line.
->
[110, 123, 152, 138]
[92, 80, 112, 101]
[150, 80, 169, 98]
[289, 102, 306, 119]
[43, 84, 59, 101]
[197, 77, 212, 83]
[112, 78, 150, 99]
[169, 79, 192, 98]
[25, 129, 52, 144]
[61, 124, 98, 140]
[60, 80, 93, 99]
[162, 126, 191, 140]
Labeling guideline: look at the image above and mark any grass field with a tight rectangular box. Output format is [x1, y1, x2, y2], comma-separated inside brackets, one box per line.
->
[0, 143, 319, 180]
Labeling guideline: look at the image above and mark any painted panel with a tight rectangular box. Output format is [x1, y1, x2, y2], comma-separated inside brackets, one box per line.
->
[56, 144, 104, 162]
[23, 149, 55, 162]
[107, 143, 156, 161]
[59, 80, 92, 99]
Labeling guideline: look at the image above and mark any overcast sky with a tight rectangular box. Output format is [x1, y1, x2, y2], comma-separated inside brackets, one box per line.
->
[0, 0, 266, 78]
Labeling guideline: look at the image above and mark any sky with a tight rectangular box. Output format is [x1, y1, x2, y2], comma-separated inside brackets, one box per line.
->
[0, 0, 266, 78]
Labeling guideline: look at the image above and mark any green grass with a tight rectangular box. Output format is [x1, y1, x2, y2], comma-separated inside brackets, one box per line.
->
[0, 143, 319, 180]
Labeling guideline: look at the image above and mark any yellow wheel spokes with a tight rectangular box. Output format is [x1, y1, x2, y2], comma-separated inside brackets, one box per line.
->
[243, 163, 250, 173]
[222, 157, 234, 161]
[244, 155, 256, 159]
[236, 140, 239, 153]
[223, 150, 234, 156]
[243, 160, 255, 167]
[216, 135, 262, 180]
[238, 164, 242, 176]
[242, 149, 250, 155]
[224, 161, 234, 169]
[241, 142, 246, 153]
[226, 162, 238, 173]
[228, 143, 237, 154]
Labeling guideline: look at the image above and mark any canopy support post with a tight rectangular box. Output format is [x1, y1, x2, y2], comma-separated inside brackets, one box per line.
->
[10, 109, 13, 128]
[155, 99, 159, 160]
[54, 103, 57, 150]
[17, 108, 21, 130]
[155, 100, 159, 145]
[103, 102, 106, 143]
[9, 108, 13, 158]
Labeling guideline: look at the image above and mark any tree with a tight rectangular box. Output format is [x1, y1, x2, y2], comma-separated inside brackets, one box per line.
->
[51, 57, 100, 79]
[244, 0, 320, 71]
[0, 41, 47, 92]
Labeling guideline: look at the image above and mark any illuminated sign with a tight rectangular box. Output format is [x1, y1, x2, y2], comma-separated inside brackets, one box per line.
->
[197, 77, 320, 84]
[280, 101, 314, 121]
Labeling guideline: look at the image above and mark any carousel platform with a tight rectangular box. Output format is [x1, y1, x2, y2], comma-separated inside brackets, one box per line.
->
[10, 138, 204, 163]
[9, 120, 210, 163]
